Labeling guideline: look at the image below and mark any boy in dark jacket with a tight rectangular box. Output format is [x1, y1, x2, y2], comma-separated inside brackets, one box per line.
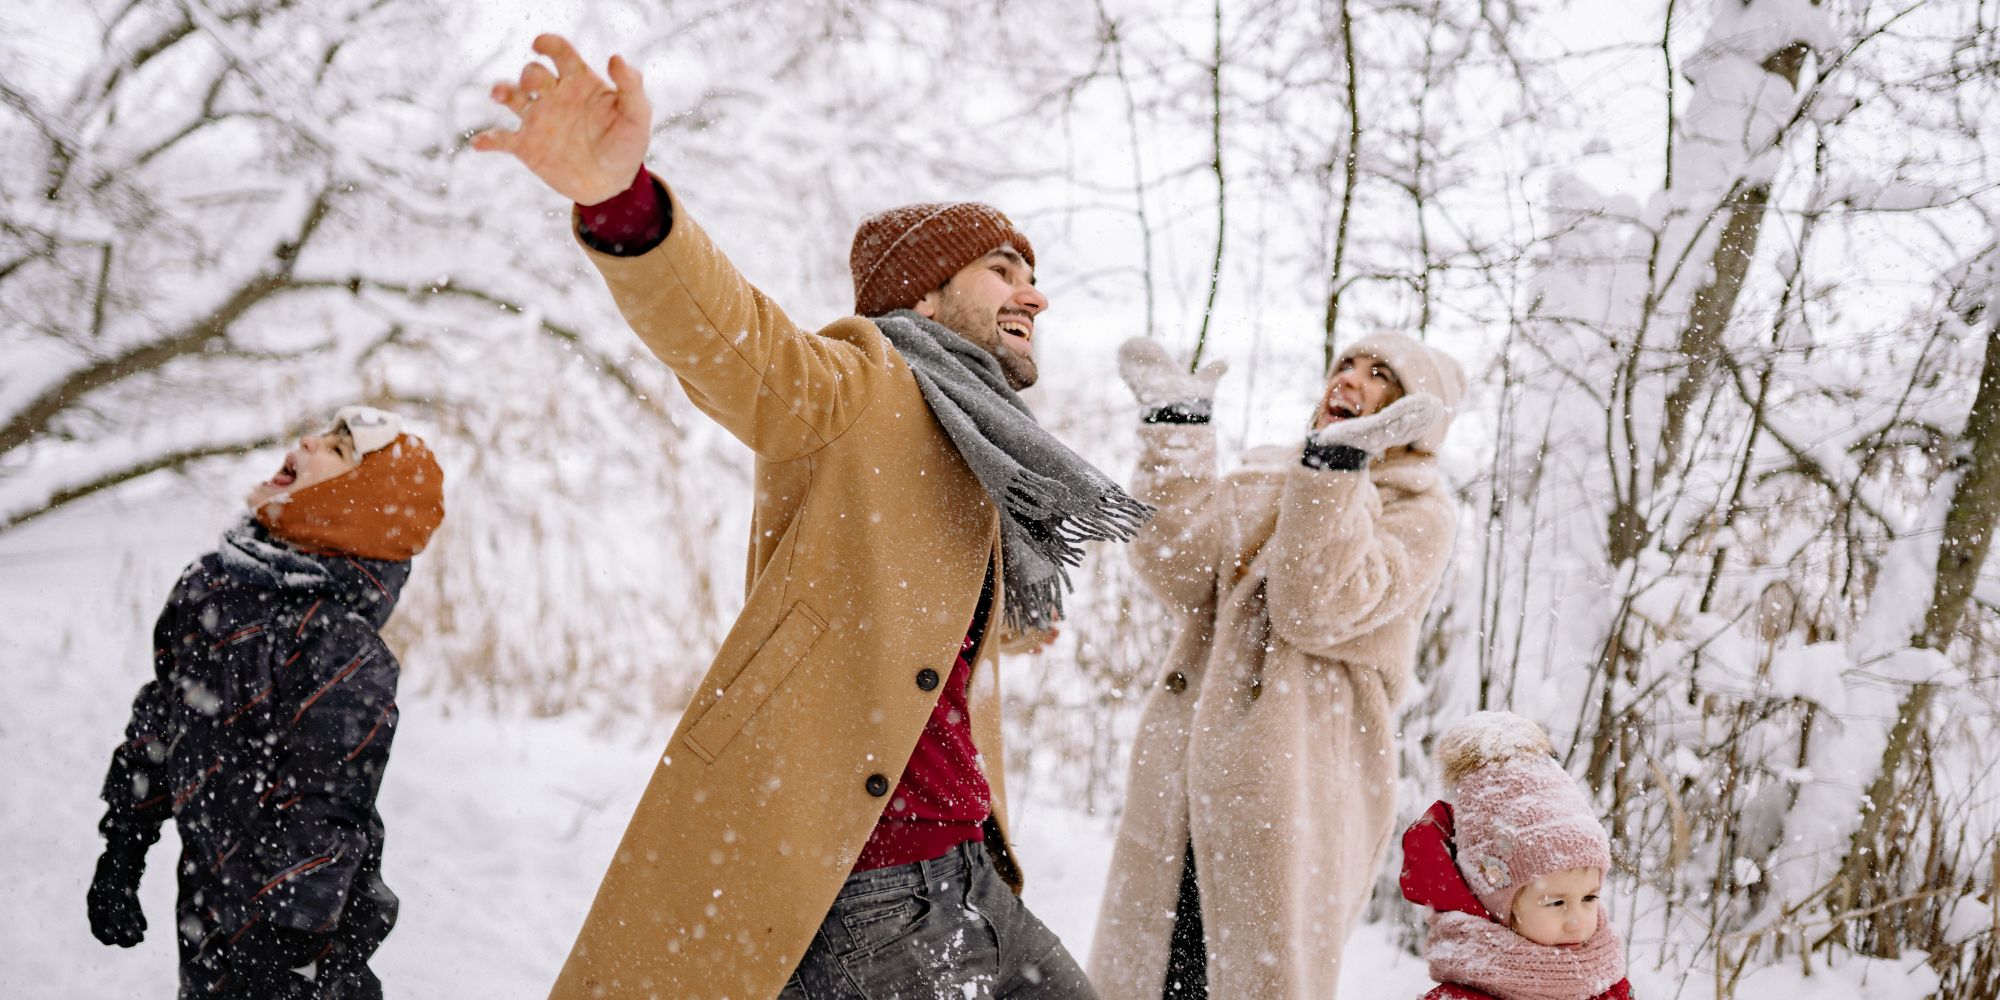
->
[86, 406, 444, 999]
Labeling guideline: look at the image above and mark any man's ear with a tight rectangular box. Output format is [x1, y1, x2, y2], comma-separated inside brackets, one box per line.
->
[913, 288, 941, 320]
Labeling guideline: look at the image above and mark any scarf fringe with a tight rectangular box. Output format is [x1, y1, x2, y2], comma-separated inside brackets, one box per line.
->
[877, 311, 1154, 629]
[1002, 575, 1068, 633]
[1005, 469, 1155, 543]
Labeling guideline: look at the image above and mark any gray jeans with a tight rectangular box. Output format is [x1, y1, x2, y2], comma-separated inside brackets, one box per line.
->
[779, 839, 1096, 1000]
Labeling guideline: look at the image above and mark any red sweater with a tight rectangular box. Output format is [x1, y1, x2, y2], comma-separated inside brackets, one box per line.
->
[852, 629, 991, 870]
[577, 170, 992, 870]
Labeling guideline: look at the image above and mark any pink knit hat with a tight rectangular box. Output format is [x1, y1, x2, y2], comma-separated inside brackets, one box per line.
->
[1437, 712, 1612, 919]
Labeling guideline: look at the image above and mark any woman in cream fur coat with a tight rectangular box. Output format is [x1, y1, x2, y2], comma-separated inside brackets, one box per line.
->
[1089, 332, 1464, 1000]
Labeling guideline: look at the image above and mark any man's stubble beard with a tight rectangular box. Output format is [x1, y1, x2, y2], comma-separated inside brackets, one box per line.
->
[933, 298, 1039, 391]
[991, 345, 1038, 391]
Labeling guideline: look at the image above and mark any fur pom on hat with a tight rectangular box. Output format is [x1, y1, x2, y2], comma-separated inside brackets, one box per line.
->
[1436, 710, 1558, 789]
[1335, 333, 1465, 454]
[1436, 712, 1611, 920]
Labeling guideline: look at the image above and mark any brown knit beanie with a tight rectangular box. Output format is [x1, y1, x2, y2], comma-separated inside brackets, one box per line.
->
[257, 433, 446, 561]
[849, 202, 1036, 317]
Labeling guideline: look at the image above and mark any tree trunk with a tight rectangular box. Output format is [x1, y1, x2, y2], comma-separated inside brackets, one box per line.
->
[1834, 304, 2000, 952]
[1321, 0, 1360, 374]
[1189, 0, 1226, 371]
[1607, 41, 1810, 565]
[1924, 317, 2000, 650]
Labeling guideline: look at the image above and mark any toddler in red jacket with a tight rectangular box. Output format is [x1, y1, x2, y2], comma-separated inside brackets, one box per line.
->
[1399, 712, 1633, 1000]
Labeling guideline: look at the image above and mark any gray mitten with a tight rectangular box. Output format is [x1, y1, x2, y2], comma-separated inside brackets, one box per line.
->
[1117, 337, 1228, 423]
[1306, 392, 1444, 466]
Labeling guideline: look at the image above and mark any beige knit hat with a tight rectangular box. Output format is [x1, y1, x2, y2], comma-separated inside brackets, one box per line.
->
[849, 202, 1036, 317]
[1334, 332, 1466, 453]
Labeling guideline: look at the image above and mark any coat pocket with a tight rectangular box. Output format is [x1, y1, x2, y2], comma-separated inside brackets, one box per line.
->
[683, 602, 828, 763]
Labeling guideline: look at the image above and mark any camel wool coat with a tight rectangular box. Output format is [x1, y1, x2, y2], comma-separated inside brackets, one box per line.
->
[547, 181, 1020, 1000]
[1088, 424, 1456, 1000]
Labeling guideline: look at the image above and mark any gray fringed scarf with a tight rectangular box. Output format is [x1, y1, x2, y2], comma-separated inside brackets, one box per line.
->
[217, 519, 336, 591]
[874, 310, 1154, 631]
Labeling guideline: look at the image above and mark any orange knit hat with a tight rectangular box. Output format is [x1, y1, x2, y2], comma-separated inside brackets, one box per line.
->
[849, 202, 1035, 317]
[257, 433, 446, 561]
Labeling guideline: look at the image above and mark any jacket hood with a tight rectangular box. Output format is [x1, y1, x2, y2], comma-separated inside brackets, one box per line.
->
[216, 519, 411, 630]
[1401, 800, 1495, 921]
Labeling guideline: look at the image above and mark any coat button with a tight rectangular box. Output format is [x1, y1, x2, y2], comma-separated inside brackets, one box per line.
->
[915, 668, 940, 691]
[1165, 671, 1187, 694]
[865, 774, 890, 797]
[1248, 679, 1263, 701]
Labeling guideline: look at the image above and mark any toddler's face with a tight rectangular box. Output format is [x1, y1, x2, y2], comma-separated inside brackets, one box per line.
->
[1508, 866, 1602, 946]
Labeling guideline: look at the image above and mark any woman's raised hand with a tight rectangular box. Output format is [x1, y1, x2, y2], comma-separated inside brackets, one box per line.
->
[472, 34, 652, 206]
[1309, 392, 1445, 458]
[1116, 337, 1228, 413]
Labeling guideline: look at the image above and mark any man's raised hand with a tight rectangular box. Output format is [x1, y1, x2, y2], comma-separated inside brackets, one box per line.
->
[472, 34, 651, 205]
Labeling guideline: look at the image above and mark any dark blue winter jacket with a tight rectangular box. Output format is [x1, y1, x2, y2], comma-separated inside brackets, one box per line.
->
[99, 522, 408, 984]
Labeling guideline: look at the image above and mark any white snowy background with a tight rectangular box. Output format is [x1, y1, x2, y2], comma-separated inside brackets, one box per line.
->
[3, 0, 1995, 997]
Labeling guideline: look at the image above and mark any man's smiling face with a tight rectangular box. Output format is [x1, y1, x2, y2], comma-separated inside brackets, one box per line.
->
[916, 246, 1048, 391]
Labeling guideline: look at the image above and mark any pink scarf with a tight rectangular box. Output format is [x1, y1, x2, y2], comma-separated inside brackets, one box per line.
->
[1425, 908, 1626, 1000]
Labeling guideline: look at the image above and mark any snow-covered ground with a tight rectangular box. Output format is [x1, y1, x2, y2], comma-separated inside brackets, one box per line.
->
[0, 480, 1936, 998]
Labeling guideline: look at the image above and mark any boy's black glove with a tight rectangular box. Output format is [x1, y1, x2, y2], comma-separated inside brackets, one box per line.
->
[87, 842, 148, 947]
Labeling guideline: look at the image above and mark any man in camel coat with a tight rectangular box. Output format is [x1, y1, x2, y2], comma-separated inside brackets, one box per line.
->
[1090, 333, 1463, 999]
[475, 34, 1146, 1000]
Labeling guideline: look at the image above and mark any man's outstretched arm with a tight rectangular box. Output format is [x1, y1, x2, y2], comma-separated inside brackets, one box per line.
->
[471, 34, 650, 206]
[473, 35, 666, 253]
[474, 35, 880, 460]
